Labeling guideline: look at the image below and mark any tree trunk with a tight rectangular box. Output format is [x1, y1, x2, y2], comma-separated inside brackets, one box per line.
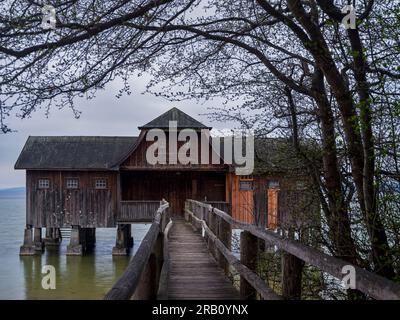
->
[286, 0, 394, 279]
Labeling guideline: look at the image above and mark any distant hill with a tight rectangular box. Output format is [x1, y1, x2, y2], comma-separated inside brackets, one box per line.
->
[0, 187, 25, 195]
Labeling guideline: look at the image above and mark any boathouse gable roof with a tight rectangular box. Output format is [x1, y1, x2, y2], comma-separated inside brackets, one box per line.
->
[138, 107, 212, 130]
[14, 136, 137, 170]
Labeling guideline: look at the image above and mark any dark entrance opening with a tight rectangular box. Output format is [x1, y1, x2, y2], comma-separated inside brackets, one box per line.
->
[120, 171, 226, 215]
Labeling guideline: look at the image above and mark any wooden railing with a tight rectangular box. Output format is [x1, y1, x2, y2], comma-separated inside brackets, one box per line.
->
[104, 200, 171, 300]
[118, 200, 161, 222]
[205, 201, 230, 213]
[185, 199, 400, 300]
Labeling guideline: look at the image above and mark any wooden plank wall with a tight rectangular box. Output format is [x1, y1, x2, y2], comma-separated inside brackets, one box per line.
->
[121, 171, 226, 215]
[120, 131, 226, 171]
[26, 170, 118, 228]
[226, 174, 317, 229]
[227, 173, 254, 224]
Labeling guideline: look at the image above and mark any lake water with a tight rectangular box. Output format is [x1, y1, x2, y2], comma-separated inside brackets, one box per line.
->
[0, 193, 150, 299]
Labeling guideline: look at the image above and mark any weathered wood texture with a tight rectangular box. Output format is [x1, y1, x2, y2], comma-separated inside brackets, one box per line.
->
[26, 170, 118, 228]
[157, 220, 174, 300]
[167, 219, 239, 300]
[121, 171, 226, 214]
[185, 202, 280, 300]
[187, 200, 400, 300]
[104, 201, 169, 300]
[226, 173, 254, 224]
[118, 201, 161, 222]
[226, 174, 319, 230]
[240, 231, 258, 299]
[120, 131, 226, 171]
[206, 201, 230, 213]
[281, 252, 305, 300]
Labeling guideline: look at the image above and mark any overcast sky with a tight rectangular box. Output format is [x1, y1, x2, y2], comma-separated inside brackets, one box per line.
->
[0, 76, 233, 189]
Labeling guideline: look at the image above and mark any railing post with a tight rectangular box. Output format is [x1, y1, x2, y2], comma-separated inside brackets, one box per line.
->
[207, 206, 216, 258]
[281, 252, 304, 300]
[240, 230, 258, 299]
[217, 213, 231, 275]
[184, 201, 189, 221]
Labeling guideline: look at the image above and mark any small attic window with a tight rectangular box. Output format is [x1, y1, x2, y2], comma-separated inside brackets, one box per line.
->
[66, 178, 79, 189]
[38, 179, 50, 189]
[95, 179, 107, 189]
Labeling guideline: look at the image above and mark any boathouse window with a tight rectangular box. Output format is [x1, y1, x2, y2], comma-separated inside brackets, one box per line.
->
[95, 179, 107, 189]
[239, 176, 253, 191]
[38, 179, 50, 189]
[66, 178, 79, 189]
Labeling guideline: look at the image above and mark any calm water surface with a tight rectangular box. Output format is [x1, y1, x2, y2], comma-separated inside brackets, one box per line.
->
[0, 193, 149, 299]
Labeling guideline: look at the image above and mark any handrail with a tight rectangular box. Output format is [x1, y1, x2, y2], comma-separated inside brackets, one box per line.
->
[186, 199, 400, 300]
[157, 219, 173, 299]
[120, 200, 161, 203]
[104, 200, 169, 300]
[186, 207, 281, 300]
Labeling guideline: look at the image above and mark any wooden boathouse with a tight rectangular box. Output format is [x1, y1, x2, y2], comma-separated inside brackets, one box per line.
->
[15, 107, 315, 256]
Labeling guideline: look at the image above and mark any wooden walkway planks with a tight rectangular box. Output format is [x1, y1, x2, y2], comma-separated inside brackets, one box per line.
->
[167, 219, 240, 300]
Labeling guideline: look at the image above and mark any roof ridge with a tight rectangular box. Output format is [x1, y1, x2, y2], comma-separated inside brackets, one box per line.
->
[139, 107, 211, 129]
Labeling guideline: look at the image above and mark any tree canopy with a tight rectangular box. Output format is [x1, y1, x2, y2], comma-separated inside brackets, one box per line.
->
[1, 0, 400, 297]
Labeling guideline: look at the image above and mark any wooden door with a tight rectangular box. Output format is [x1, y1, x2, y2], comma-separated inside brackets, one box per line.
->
[267, 189, 279, 229]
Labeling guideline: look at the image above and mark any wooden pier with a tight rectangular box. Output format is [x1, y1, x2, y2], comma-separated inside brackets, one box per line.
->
[104, 199, 400, 301]
[168, 219, 239, 300]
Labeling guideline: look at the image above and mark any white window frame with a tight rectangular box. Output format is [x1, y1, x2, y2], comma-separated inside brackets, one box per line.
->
[95, 178, 107, 189]
[38, 179, 50, 189]
[66, 178, 79, 189]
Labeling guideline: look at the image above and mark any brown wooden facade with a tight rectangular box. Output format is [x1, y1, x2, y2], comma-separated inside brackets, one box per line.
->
[16, 108, 316, 233]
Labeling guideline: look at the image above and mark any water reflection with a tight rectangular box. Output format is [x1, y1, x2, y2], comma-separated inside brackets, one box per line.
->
[19, 232, 129, 299]
[0, 194, 150, 300]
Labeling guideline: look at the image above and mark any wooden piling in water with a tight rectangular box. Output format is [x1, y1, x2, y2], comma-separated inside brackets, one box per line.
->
[44, 227, 62, 247]
[19, 226, 35, 256]
[67, 225, 83, 255]
[112, 224, 131, 255]
[33, 228, 44, 253]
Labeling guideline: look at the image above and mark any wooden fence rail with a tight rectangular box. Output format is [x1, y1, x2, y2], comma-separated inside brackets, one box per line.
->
[185, 199, 400, 300]
[104, 200, 170, 300]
